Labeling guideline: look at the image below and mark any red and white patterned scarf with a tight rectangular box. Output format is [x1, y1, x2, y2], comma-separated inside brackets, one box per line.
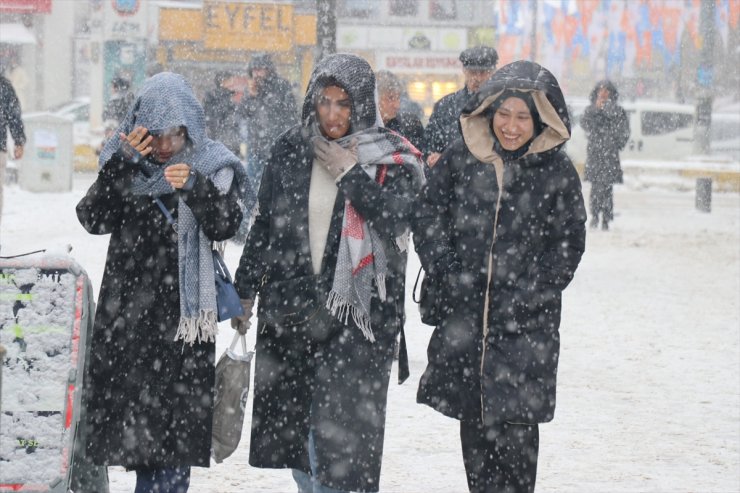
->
[324, 127, 424, 341]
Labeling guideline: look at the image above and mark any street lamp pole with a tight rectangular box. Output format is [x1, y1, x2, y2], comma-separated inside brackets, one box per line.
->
[694, 0, 715, 155]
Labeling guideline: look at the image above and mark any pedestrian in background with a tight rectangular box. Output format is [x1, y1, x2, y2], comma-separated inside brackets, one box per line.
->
[232, 53, 423, 493]
[103, 75, 135, 126]
[203, 71, 242, 156]
[237, 54, 298, 209]
[0, 72, 25, 234]
[413, 60, 586, 492]
[376, 70, 425, 151]
[77, 72, 249, 493]
[581, 79, 630, 230]
[423, 45, 498, 169]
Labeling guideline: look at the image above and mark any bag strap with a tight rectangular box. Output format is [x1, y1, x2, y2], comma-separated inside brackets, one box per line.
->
[154, 198, 178, 233]
[229, 332, 249, 355]
[212, 250, 234, 283]
[412, 266, 424, 304]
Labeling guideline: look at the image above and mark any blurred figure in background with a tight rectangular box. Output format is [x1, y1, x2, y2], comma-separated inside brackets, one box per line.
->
[414, 60, 586, 492]
[0, 72, 25, 233]
[424, 45, 498, 169]
[581, 80, 630, 231]
[376, 70, 424, 151]
[203, 71, 241, 156]
[103, 75, 135, 126]
[235, 53, 298, 240]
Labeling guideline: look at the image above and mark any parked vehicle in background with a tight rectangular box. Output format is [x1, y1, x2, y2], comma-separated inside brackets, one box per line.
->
[566, 100, 739, 169]
[567, 100, 694, 168]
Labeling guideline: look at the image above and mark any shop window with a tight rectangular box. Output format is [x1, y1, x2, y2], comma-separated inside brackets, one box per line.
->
[430, 0, 457, 20]
[432, 81, 459, 101]
[339, 0, 380, 18]
[390, 0, 419, 16]
[641, 111, 693, 136]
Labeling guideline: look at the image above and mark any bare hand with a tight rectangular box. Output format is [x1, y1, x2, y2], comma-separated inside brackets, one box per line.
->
[427, 152, 441, 168]
[246, 77, 258, 97]
[164, 163, 193, 189]
[122, 126, 154, 157]
[13, 145, 24, 160]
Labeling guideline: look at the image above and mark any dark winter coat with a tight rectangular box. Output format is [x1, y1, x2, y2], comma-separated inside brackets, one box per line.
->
[0, 75, 25, 153]
[582, 81, 630, 185]
[234, 54, 418, 492]
[77, 73, 245, 469]
[238, 74, 298, 160]
[203, 86, 241, 155]
[423, 86, 472, 155]
[414, 60, 587, 426]
[103, 91, 135, 125]
[386, 111, 425, 153]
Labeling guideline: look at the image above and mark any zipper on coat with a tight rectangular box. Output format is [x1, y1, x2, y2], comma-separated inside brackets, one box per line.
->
[480, 159, 505, 423]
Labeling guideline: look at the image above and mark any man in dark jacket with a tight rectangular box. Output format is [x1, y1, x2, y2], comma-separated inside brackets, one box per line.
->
[582, 80, 630, 230]
[423, 45, 498, 168]
[203, 71, 241, 156]
[376, 70, 424, 151]
[102, 76, 134, 125]
[0, 73, 25, 231]
[238, 54, 298, 189]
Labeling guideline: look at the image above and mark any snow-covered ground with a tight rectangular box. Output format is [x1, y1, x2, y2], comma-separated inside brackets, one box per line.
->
[1, 172, 738, 492]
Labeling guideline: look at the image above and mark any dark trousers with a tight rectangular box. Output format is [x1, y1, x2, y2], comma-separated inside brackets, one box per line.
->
[134, 467, 191, 493]
[459, 418, 539, 493]
[589, 182, 614, 223]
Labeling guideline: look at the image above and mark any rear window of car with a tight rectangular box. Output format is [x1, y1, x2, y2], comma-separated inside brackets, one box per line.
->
[641, 111, 693, 136]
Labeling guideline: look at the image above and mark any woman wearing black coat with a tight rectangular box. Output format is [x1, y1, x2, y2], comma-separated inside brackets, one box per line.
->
[77, 73, 248, 492]
[413, 60, 587, 493]
[581, 80, 630, 230]
[232, 54, 423, 493]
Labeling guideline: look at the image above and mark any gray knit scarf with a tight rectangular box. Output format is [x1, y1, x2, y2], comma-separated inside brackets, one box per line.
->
[99, 72, 250, 345]
[319, 126, 424, 341]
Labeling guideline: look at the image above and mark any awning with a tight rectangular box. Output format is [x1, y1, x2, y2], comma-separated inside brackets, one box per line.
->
[0, 23, 37, 45]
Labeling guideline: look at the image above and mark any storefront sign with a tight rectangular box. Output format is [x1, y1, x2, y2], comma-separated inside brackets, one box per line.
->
[376, 52, 462, 74]
[338, 26, 466, 52]
[103, 0, 148, 38]
[203, 1, 294, 51]
[0, 0, 51, 14]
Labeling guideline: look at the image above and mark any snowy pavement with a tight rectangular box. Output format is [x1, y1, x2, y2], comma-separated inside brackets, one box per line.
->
[1, 173, 738, 492]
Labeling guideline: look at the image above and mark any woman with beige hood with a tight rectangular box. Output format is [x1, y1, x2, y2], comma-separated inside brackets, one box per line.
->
[413, 60, 587, 492]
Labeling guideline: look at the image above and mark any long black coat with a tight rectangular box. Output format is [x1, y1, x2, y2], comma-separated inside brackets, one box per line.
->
[582, 94, 630, 185]
[423, 86, 471, 155]
[234, 124, 416, 491]
[76, 152, 242, 468]
[414, 61, 587, 426]
[0, 75, 25, 153]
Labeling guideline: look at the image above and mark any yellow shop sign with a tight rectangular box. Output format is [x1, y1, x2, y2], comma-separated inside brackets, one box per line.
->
[203, 1, 294, 51]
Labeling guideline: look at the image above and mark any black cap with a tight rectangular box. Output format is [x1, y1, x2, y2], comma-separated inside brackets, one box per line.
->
[459, 46, 499, 70]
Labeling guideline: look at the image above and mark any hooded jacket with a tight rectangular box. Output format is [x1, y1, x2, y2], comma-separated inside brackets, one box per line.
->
[413, 60, 587, 425]
[0, 75, 25, 153]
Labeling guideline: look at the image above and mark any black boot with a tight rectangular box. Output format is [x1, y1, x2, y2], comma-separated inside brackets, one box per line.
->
[590, 216, 599, 229]
[601, 219, 609, 231]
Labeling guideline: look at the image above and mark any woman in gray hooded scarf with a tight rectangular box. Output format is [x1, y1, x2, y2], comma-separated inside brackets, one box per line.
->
[233, 54, 424, 493]
[77, 72, 250, 492]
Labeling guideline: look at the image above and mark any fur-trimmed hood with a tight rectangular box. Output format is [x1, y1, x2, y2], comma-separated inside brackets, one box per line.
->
[459, 60, 571, 165]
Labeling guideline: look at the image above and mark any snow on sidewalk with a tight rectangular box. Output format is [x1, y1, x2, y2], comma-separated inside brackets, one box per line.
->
[1, 174, 738, 492]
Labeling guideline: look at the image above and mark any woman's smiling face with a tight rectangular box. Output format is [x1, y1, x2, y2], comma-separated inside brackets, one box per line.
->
[492, 96, 535, 151]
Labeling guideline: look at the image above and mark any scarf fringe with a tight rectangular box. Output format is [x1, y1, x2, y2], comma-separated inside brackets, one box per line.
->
[326, 290, 376, 343]
[376, 273, 387, 301]
[174, 309, 219, 345]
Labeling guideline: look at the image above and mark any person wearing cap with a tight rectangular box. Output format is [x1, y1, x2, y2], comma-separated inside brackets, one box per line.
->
[423, 45, 498, 169]
[413, 60, 586, 492]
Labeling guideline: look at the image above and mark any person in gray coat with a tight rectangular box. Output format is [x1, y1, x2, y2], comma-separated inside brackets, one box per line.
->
[0, 73, 25, 231]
